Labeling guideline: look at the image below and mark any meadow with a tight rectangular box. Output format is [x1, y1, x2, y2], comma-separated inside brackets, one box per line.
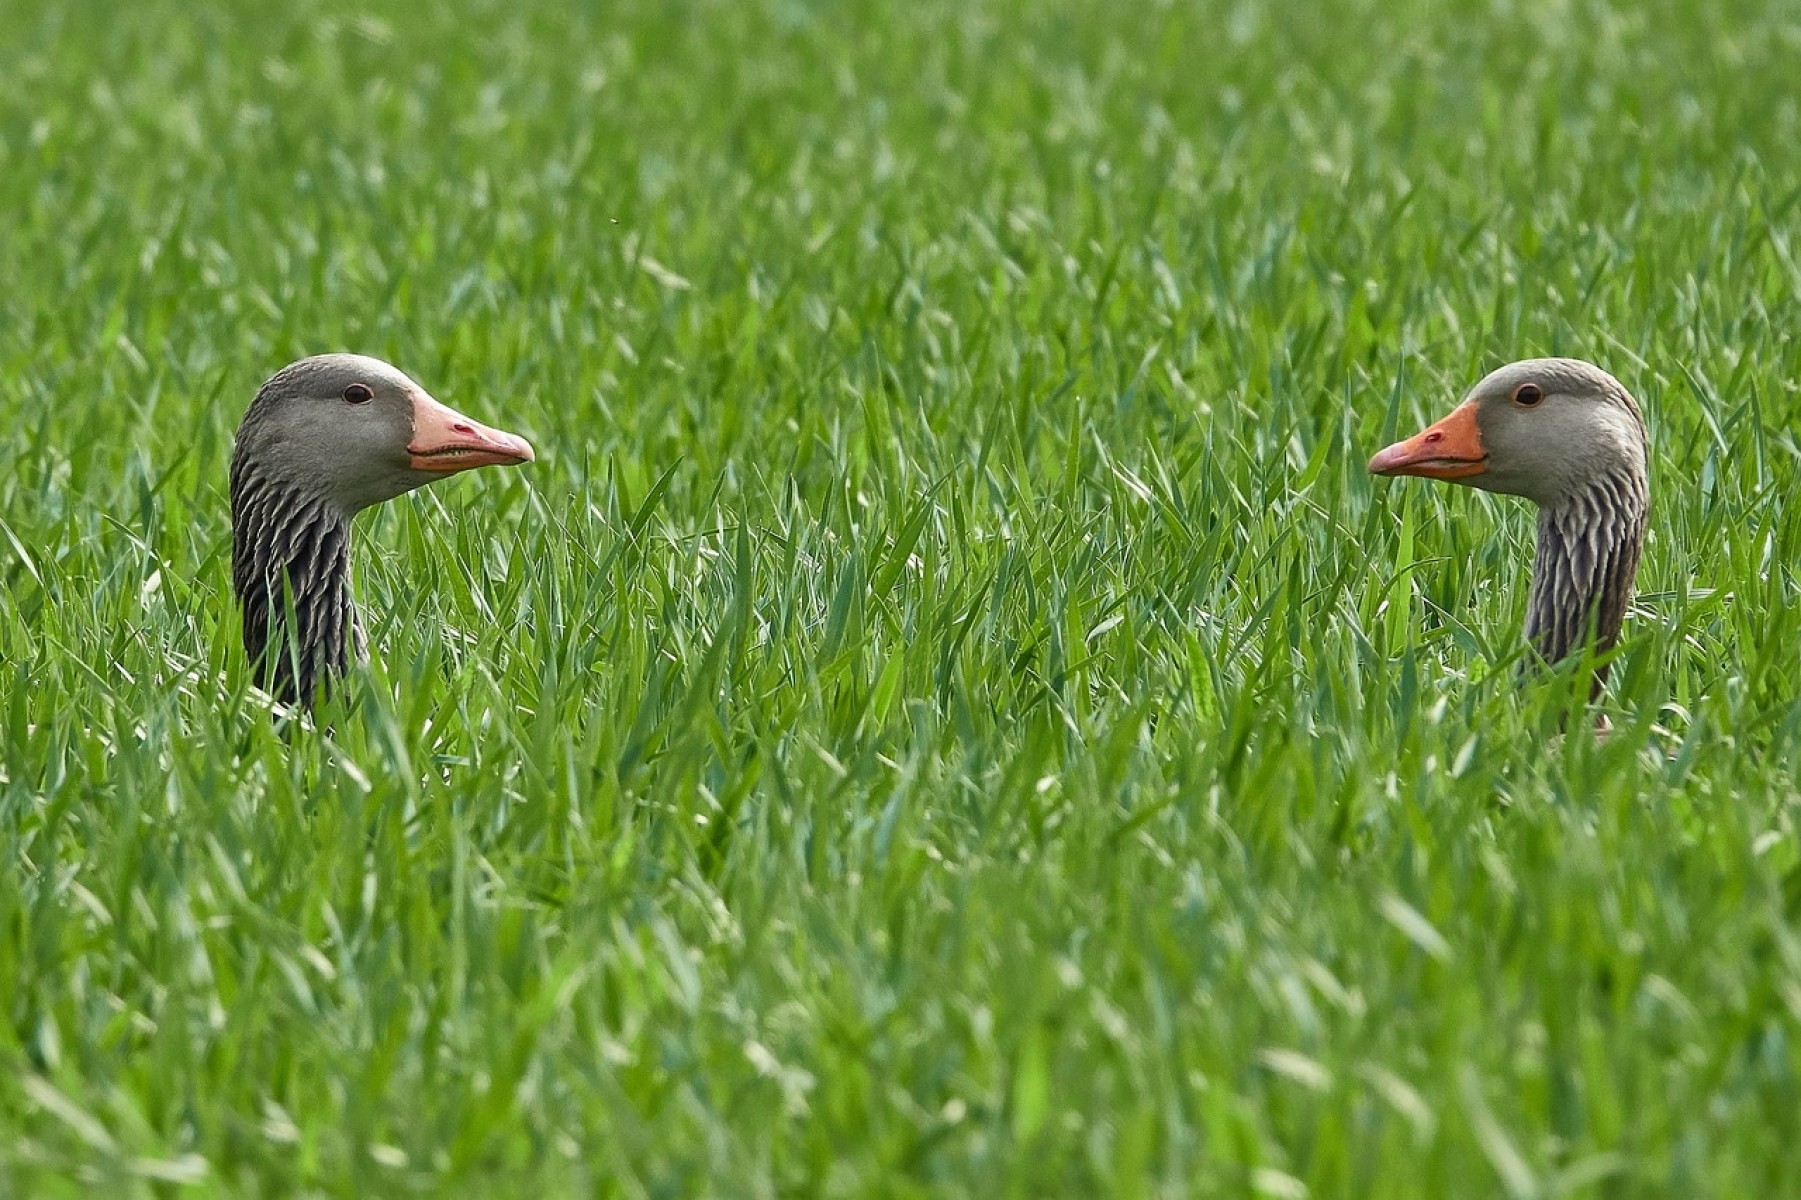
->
[3, 0, 1801, 1193]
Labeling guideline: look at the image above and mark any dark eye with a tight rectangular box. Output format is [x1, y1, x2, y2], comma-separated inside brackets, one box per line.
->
[342, 383, 374, 404]
[1512, 383, 1544, 407]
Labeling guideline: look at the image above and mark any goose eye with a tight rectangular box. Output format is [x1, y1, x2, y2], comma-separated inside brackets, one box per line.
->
[1512, 383, 1544, 407]
[342, 383, 375, 404]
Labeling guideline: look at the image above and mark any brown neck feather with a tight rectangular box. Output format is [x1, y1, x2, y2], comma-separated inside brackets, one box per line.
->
[1523, 464, 1649, 696]
[229, 460, 362, 708]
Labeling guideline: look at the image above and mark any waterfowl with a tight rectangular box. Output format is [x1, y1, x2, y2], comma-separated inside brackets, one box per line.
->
[1368, 358, 1649, 696]
[230, 354, 534, 708]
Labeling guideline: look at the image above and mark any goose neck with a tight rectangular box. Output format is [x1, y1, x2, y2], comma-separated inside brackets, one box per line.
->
[1523, 466, 1649, 672]
[230, 469, 361, 706]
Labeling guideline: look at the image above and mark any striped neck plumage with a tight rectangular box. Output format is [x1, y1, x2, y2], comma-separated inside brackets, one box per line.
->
[229, 466, 364, 708]
[1523, 462, 1649, 679]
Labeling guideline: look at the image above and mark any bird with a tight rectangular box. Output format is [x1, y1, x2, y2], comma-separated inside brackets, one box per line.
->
[229, 354, 535, 708]
[1368, 357, 1649, 700]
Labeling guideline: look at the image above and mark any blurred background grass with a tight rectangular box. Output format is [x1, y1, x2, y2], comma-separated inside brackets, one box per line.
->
[2, 0, 1801, 1194]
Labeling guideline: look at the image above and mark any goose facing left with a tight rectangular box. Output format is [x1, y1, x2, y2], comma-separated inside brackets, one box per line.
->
[1367, 357, 1648, 699]
[229, 354, 535, 708]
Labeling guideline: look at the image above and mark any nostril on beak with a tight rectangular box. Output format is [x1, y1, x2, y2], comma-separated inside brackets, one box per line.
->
[1424, 432, 1442, 445]
[452, 422, 474, 435]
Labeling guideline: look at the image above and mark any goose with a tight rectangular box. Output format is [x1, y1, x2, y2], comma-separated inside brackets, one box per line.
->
[1368, 357, 1649, 698]
[229, 354, 534, 708]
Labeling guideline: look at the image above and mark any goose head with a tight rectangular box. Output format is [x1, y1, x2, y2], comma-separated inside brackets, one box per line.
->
[232, 354, 533, 518]
[1368, 358, 1645, 508]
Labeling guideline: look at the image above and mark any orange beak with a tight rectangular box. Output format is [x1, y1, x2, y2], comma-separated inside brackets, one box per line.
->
[1368, 401, 1487, 480]
[407, 391, 535, 473]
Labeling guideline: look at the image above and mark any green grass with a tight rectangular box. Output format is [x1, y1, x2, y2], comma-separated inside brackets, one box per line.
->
[4, 0, 1801, 1193]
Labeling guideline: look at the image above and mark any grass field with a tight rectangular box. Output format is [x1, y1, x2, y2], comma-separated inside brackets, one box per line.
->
[4, 0, 1801, 1193]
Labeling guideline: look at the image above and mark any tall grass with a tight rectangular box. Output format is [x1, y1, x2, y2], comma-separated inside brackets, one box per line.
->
[3, 0, 1800, 1193]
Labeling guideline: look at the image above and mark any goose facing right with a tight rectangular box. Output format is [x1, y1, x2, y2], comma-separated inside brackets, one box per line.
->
[230, 354, 535, 708]
[1368, 357, 1649, 695]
